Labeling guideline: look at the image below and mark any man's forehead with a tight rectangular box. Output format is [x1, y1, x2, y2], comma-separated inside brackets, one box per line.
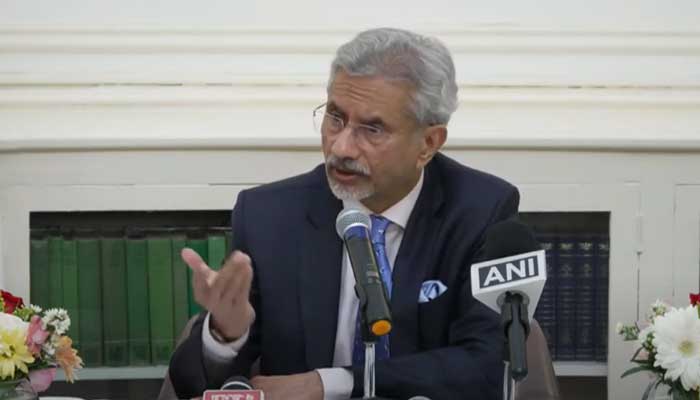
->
[327, 72, 414, 120]
[330, 70, 413, 96]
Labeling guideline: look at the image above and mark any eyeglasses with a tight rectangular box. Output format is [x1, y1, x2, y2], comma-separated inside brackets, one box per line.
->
[312, 103, 390, 146]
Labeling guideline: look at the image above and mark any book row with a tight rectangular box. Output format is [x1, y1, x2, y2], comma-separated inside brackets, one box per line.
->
[534, 233, 610, 362]
[29, 229, 231, 366]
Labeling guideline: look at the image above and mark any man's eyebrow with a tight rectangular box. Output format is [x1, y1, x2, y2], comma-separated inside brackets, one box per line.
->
[361, 117, 386, 127]
[326, 101, 344, 115]
[327, 101, 388, 127]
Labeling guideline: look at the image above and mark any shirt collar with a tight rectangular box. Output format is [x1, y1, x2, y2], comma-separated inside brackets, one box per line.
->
[342, 169, 424, 230]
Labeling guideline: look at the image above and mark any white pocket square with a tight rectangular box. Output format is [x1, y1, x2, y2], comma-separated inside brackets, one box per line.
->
[418, 280, 448, 303]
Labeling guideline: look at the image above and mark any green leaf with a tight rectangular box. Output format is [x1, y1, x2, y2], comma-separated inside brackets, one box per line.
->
[621, 365, 654, 379]
[631, 346, 644, 361]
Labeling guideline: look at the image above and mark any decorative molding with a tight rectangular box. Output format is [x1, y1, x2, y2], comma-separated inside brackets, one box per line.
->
[1, 27, 699, 54]
[1, 26, 699, 87]
[1, 86, 697, 152]
[1, 86, 698, 107]
[2, 137, 699, 153]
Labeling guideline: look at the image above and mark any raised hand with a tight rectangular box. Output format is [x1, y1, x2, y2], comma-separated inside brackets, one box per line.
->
[181, 248, 255, 341]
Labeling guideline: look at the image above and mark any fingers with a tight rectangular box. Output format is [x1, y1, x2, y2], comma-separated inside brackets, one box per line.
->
[181, 247, 212, 280]
[217, 251, 254, 305]
[184, 248, 255, 317]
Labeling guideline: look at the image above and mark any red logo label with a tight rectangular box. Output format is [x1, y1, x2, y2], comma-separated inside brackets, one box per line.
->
[203, 390, 264, 400]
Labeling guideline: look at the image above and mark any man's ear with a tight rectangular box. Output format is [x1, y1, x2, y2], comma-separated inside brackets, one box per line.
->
[416, 125, 447, 169]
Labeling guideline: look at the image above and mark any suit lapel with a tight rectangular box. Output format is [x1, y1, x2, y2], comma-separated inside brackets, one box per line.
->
[299, 169, 344, 369]
[390, 160, 445, 356]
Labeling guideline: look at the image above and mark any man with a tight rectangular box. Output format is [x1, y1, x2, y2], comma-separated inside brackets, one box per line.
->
[169, 27, 519, 399]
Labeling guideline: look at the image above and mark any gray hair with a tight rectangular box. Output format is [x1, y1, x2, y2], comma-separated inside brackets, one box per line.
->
[328, 27, 458, 126]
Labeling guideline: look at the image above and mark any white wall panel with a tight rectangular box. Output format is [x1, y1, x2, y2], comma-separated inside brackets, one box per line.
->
[2, 0, 700, 30]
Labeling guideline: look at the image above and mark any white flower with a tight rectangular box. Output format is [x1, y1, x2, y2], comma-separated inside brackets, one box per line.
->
[28, 305, 42, 314]
[53, 318, 70, 335]
[41, 308, 70, 335]
[652, 306, 700, 391]
[648, 300, 670, 322]
[41, 337, 57, 356]
[0, 312, 29, 332]
[616, 322, 624, 334]
[638, 325, 655, 350]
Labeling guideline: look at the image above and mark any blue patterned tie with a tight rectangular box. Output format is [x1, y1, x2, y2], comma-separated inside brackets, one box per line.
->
[352, 215, 392, 366]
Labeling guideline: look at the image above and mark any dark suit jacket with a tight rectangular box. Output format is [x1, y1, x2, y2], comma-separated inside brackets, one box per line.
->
[169, 152, 520, 399]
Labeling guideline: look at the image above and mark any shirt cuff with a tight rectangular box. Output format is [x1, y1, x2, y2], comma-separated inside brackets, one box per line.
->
[316, 367, 354, 400]
[201, 312, 249, 363]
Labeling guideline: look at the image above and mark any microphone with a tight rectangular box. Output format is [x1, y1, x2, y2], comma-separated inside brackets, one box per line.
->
[470, 219, 547, 382]
[202, 375, 264, 400]
[221, 376, 253, 390]
[335, 208, 392, 338]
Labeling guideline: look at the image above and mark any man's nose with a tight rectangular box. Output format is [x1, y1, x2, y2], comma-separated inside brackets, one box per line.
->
[330, 125, 360, 159]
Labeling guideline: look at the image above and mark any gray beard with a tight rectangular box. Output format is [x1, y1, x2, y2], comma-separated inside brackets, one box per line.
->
[326, 173, 375, 201]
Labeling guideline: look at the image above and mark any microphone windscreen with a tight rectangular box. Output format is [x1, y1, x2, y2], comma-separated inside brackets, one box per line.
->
[221, 375, 253, 390]
[481, 218, 541, 260]
[335, 208, 371, 238]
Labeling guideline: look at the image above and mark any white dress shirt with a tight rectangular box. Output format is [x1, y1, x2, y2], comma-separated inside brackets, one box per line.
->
[201, 170, 424, 399]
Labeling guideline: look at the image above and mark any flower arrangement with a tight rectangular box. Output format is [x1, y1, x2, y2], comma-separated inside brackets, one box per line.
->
[617, 294, 700, 400]
[0, 289, 82, 393]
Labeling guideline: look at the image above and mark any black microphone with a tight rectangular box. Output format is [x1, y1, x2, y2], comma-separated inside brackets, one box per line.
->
[470, 218, 546, 382]
[221, 375, 253, 390]
[336, 208, 392, 339]
[205, 375, 263, 399]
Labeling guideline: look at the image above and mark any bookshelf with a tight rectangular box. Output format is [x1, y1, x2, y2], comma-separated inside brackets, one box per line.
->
[29, 208, 613, 375]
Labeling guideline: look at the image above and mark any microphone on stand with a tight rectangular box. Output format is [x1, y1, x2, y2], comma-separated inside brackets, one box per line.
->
[470, 219, 547, 384]
[335, 208, 393, 338]
[336, 207, 392, 399]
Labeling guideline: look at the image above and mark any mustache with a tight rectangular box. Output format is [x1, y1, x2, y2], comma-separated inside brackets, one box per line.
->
[325, 155, 370, 176]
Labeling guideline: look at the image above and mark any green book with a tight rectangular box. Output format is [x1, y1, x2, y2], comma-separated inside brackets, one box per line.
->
[61, 238, 80, 349]
[147, 236, 174, 365]
[186, 233, 208, 317]
[30, 231, 50, 309]
[207, 233, 227, 271]
[48, 235, 64, 309]
[171, 235, 190, 338]
[77, 235, 103, 366]
[225, 230, 233, 258]
[101, 236, 129, 366]
[125, 234, 151, 366]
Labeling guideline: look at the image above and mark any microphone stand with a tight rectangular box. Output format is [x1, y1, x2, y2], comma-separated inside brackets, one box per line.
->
[503, 361, 515, 400]
[357, 306, 394, 400]
[359, 313, 378, 399]
[499, 291, 531, 400]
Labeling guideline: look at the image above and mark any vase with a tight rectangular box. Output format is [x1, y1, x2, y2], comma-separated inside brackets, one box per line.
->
[0, 379, 38, 400]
